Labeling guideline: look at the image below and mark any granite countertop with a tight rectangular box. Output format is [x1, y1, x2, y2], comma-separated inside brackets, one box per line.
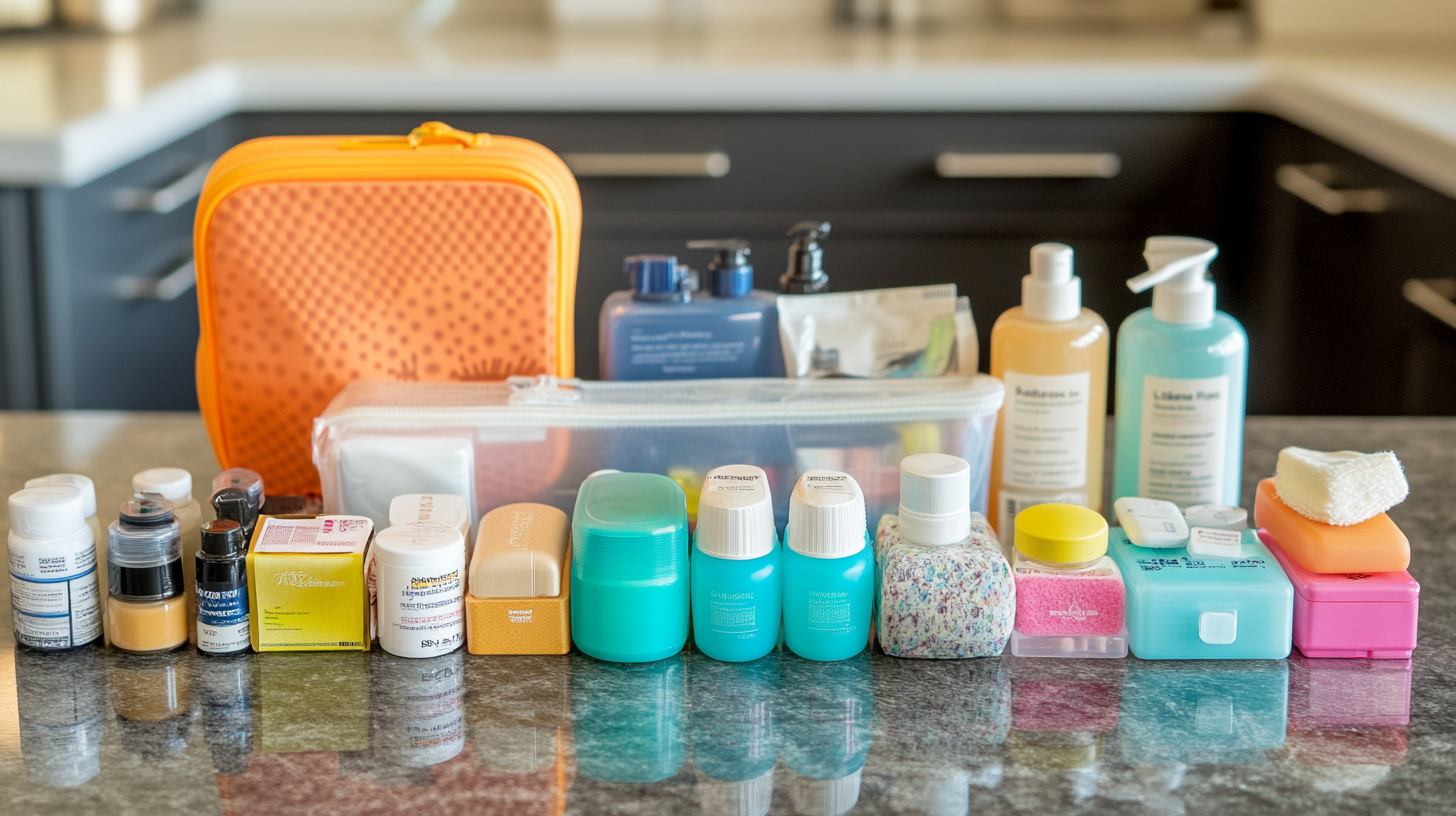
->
[0, 412, 1450, 815]
[2, 13, 1456, 201]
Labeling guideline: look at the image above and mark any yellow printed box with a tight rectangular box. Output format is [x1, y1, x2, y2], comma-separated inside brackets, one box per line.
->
[466, 547, 572, 655]
[246, 515, 375, 652]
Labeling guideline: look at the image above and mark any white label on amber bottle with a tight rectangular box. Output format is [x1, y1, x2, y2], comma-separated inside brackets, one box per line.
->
[1139, 375, 1229, 506]
[1002, 371, 1090, 490]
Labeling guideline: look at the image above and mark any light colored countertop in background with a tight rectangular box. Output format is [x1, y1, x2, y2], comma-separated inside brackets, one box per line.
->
[2, 13, 1456, 198]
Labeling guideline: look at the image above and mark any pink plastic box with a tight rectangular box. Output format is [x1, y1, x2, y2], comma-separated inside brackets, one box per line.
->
[1259, 531, 1419, 659]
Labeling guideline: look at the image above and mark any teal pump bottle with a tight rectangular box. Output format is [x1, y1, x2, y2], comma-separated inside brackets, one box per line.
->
[691, 465, 781, 663]
[571, 472, 690, 663]
[1113, 237, 1247, 508]
[782, 470, 874, 662]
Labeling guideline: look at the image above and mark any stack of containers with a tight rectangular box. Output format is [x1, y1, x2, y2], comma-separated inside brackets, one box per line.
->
[1254, 447, 1420, 659]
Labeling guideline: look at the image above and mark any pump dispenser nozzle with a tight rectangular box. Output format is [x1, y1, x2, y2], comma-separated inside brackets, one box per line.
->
[1126, 236, 1219, 325]
[1024, 242, 1081, 322]
[686, 238, 754, 298]
[780, 221, 831, 294]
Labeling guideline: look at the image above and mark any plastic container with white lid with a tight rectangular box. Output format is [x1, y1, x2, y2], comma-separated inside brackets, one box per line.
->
[25, 474, 106, 607]
[782, 470, 874, 662]
[374, 523, 466, 658]
[8, 486, 102, 651]
[691, 465, 781, 662]
[389, 493, 471, 542]
[133, 467, 203, 621]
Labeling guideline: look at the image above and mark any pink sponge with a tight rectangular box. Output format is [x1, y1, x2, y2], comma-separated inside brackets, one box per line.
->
[1014, 565, 1125, 637]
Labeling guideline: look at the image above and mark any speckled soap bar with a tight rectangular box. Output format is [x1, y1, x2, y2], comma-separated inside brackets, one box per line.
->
[876, 513, 1016, 659]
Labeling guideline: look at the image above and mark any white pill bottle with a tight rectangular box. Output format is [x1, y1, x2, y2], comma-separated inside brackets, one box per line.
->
[373, 523, 466, 658]
[8, 486, 103, 650]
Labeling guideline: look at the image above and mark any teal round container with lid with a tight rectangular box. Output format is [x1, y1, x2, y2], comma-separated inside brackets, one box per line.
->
[571, 472, 690, 663]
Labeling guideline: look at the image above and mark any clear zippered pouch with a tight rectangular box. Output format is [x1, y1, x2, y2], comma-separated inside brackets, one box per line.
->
[313, 375, 1005, 532]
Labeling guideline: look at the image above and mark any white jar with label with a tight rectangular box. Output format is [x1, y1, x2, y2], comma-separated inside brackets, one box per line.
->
[373, 523, 466, 658]
[7, 486, 103, 651]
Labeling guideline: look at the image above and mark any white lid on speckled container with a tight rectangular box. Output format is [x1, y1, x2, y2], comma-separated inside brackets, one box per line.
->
[898, 453, 971, 546]
[696, 465, 776, 560]
[787, 470, 865, 559]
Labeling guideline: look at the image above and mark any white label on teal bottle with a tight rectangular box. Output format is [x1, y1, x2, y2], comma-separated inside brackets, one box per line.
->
[1002, 370, 1091, 490]
[1139, 375, 1229, 506]
[806, 590, 852, 633]
[708, 590, 757, 636]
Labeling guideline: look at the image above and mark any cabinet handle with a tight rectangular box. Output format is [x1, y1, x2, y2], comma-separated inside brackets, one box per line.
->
[115, 258, 196, 301]
[113, 162, 211, 214]
[1275, 164, 1389, 215]
[562, 152, 730, 178]
[1403, 279, 1456, 332]
[935, 152, 1120, 178]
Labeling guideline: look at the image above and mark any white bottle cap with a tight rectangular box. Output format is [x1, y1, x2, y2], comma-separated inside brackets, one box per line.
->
[374, 522, 466, 569]
[787, 470, 866, 559]
[9, 486, 87, 538]
[1126, 236, 1218, 325]
[25, 473, 97, 519]
[1023, 242, 1081, 323]
[1113, 496, 1189, 548]
[133, 467, 193, 504]
[1183, 504, 1247, 532]
[897, 453, 971, 546]
[389, 493, 471, 541]
[696, 465, 776, 560]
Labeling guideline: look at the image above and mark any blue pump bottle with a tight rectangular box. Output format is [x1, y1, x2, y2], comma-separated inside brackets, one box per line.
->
[1112, 237, 1247, 508]
[781, 470, 874, 662]
[691, 465, 782, 662]
[600, 241, 781, 380]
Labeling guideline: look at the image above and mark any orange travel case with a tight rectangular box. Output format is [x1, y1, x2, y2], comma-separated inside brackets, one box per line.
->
[194, 122, 581, 494]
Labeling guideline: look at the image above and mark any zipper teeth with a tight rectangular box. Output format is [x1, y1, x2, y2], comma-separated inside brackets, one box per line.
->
[320, 378, 1005, 429]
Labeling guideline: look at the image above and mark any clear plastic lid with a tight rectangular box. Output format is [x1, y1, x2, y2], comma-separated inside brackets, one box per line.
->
[211, 468, 264, 510]
[24, 474, 97, 519]
[8, 486, 87, 539]
[108, 497, 181, 568]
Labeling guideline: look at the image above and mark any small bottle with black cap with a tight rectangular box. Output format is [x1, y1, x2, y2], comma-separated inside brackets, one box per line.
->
[196, 519, 251, 655]
[599, 246, 783, 380]
[212, 486, 260, 545]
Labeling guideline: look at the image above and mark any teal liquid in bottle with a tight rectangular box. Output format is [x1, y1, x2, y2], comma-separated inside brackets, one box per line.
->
[1113, 237, 1248, 508]
[781, 470, 874, 662]
[691, 465, 782, 663]
[571, 472, 690, 663]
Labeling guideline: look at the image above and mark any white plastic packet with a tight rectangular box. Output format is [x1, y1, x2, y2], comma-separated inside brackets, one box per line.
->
[777, 284, 972, 378]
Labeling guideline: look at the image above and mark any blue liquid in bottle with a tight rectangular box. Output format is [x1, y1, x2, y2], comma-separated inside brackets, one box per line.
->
[781, 470, 874, 662]
[691, 465, 782, 663]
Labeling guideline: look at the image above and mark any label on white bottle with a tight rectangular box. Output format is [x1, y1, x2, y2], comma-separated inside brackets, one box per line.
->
[8, 544, 102, 650]
[1139, 375, 1229, 506]
[1001, 370, 1091, 490]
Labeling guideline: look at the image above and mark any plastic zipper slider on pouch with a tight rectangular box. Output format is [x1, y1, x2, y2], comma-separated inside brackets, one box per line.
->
[507, 375, 584, 407]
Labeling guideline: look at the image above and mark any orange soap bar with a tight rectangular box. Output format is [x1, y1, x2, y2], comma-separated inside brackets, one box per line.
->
[1254, 479, 1410, 574]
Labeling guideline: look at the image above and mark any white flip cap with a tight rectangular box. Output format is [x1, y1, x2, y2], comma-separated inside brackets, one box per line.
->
[389, 493, 470, 540]
[9, 486, 87, 538]
[1127, 236, 1218, 325]
[1114, 496, 1189, 548]
[374, 522, 466, 569]
[133, 467, 193, 503]
[1023, 242, 1081, 323]
[787, 470, 866, 559]
[897, 453, 972, 546]
[696, 465, 776, 560]
[25, 473, 97, 519]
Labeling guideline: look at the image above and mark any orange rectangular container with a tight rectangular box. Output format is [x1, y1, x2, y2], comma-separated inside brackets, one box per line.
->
[465, 547, 572, 656]
[1254, 478, 1410, 574]
[194, 122, 581, 495]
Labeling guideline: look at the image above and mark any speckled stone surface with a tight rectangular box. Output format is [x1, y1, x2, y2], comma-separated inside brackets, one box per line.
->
[0, 412, 1453, 815]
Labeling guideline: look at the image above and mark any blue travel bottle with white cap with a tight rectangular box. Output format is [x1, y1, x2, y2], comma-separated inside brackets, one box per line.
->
[781, 470, 874, 662]
[599, 245, 781, 380]
[691, 465, 782, 663]
[1112, 237, 1248, 508]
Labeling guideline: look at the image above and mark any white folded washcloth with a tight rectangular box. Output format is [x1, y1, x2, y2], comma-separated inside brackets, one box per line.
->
[1273, 447, 1409, 526]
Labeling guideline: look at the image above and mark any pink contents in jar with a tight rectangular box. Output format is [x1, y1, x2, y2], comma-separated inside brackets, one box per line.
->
[1014, 566, 1125, 637]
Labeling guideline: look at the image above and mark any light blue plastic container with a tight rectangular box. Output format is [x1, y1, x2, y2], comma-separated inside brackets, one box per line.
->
[691, 465, 782, 662]
[1111, 237, 1247, 507]
[571, 472, 689, 663]
[1108, 527, 1293, 660]
[1118, 662, 1288, 764]
[781, 470, 874, 662]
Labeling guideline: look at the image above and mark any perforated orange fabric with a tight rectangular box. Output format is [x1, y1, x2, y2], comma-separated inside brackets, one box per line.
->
[205, 180, 557, 493]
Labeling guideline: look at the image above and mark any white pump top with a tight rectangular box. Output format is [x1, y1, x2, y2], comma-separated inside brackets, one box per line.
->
[1023, 242, 1081, 322]
[1126, 236, 1219, 325]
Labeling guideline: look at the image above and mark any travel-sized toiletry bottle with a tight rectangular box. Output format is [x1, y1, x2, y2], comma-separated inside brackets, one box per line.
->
[24, 474, 104, 607]
[211, 488, 259, 546]
[196, 520, 250, 656]
[211, 468, 264, 517]
[374, 523, 467, 658]
[133, 468, 203, 619]
[876, 454, 1015, 659]
[691, 465, 782, 663]
[989, 243, 1109, 547]
[782, 470, 874, 662]
[1112, 237, 1247, 508]
[571, 472, 690, 663]
[780, 221, 831, 294]
[107, 497, 188, 654]
[600, 249, 782, 381]
[1009, 503, 1127, 658]
[8, 486, 103, 651]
